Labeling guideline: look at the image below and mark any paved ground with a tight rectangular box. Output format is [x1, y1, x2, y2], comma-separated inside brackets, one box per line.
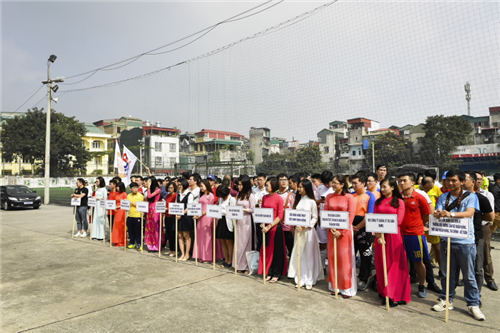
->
[1, 205, 500, 333]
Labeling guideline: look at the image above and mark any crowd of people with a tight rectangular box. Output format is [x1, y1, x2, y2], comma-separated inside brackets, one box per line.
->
[70, 165, 500, 322]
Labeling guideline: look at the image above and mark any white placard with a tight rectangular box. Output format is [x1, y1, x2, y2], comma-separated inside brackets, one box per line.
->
[120, 199, 131, 211]
[88, 198, 96, 207]
[187, 203, 202, 216]
[156, 201, 166, 213]
[71, 197, 81, 206]
[206, 205, 222, 219]
[253, 208, 274, 224]
[105, 200, 117, 210]
[137, 201, 149, 213]
[365, 213, 398, 234]
[168, 202, 185, 215]
[99, 200, 105, 208]
[429, 215, 470, 239]
[320, 211, 350, 230]
[227, 206, 244, 220]
[285, 209, 311, 227]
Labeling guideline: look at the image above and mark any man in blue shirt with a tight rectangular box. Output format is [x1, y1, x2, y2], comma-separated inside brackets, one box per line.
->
[432, 169, 485, 321]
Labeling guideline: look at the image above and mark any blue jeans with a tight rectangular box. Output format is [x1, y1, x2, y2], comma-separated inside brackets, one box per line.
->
[439, 242, 480, 306]
[76, 206, 88, 231]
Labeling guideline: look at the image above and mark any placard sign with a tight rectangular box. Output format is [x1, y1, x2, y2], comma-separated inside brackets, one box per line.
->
[105, 200, 117, 210]
[320, 211, 350, 230]
[168, 202, 184, 216]
[99, 200, 105, 208]
[365, 213, 398, 234]
[156, 201, 166, 213]
[285, 209, 311, 227]
[71, 197, 81, 206]
[429, 215, 470, 239]
[136, 201, 149, 213]
[206, 205, 222, 219]
[227, 206, 244, 220]
[120, 199, 131, 211]
[253, 208, 274, 224]
[187, 203, 202, 216]
[88, 198, 97, 207]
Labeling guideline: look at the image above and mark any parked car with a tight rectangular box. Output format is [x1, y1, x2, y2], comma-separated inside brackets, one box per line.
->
[1, 185, 41, 210]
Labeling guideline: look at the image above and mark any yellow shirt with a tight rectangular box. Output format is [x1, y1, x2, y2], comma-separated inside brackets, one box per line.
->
[426, 185, 442, 209]
[127, 192, 144, 218]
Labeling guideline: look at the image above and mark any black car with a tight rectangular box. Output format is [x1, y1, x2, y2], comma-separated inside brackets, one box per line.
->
[1, 185, 42, 210]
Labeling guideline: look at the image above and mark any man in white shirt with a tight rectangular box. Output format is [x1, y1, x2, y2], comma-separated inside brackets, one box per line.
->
[253, 173, 268, 207]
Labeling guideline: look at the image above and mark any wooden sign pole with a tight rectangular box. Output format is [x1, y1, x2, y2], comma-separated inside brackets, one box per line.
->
[140, 214, 144, 254]
[297, 231, 301, 292]
[381, 234, 390, 311]
[102, 203, 105, 245]
[263, 230, 266, 284]
[158, 213, 163, 258]
[234, 220, 237, 274]
[175, 216, 178, 262]
[109, 211, 113, 248]
[71, 206, 76, 238]
[124, 210, 128, 251]
[213, 218, 216, 270]
[194, 217, 198, 265]
[445, 237, 451, 323]
[334, 235, 338, 299]
[89, 207, 93, 240]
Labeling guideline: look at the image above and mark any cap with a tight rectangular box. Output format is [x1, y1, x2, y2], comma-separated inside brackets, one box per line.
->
[207, 175, 216, 180]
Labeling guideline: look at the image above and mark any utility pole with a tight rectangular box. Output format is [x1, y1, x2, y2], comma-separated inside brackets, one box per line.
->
[465, 82, 471, 116]
[372, 141, 375, 173]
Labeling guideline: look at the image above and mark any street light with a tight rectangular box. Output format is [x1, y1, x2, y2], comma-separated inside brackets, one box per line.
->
[42, 55, 64, 205]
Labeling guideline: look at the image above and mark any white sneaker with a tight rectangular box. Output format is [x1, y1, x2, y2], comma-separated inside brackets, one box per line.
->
[74, 231, 82, 237]
[80, 232, 87, 237]
[432, 299, 454, 312]
[468, 306, 485, 321]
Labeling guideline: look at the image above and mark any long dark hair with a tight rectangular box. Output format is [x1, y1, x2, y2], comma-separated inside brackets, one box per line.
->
[148, 176, 159, 202]
[293, 179, 316, 209]
[333, 174, 349, 195]
[200, 179, 213, 196]
[376, 178, 402, 208]
[237, 177, 252, 201]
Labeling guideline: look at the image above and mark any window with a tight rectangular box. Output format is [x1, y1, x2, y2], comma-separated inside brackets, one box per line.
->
[155, 156, 162, 166]
[92, 141, 101, 149]
[94, 157, 101, 166]
[358, 148, 362, 156]
[169, 143, 176, 152]
[155, 142, 162, 152]
[324, 146, 329, 154]
[352, 150, 356, 156]
[170, 157, 176, 167]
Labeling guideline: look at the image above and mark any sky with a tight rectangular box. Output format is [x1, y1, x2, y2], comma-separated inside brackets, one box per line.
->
[2, 0, 499, 142]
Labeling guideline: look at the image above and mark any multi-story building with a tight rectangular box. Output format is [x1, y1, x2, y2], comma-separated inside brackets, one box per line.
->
[82, 123, 112, 175]
[249, 127, 271, 165]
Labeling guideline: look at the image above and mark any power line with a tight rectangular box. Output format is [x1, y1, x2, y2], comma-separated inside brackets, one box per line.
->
[12, 85, 45, 112]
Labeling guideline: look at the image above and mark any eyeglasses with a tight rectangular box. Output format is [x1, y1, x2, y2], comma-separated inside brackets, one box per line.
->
[332, 182, 341, 185]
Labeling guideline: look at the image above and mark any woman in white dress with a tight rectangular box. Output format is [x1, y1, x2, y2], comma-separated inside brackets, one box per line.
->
[92, 176, 107, 240]
[288, 179, 324, 289]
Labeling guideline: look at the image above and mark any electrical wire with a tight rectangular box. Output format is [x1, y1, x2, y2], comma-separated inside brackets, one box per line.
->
[3, 85, 44, 109]
[12, 85, 45, 112]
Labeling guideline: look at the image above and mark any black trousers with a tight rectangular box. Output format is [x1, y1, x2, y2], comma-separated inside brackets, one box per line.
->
[268, 224, 286, 278]
[127, 217, 141, 246]
[353, 215, 373, 283]
[165, 215, 177, 251]
[284, 230, 294, 257]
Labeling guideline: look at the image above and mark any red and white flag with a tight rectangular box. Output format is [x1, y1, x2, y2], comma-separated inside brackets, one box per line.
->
[122, 145, 137, 186]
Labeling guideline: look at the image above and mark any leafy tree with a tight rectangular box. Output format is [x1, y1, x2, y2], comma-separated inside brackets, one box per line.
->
[365, 132, 413, 170]
[295, 145, 325, 174]
[1, 108, 91, 176]
[258, 146, 324, 175]
[258, 152, 296, 175]
[420, 115, 471, 169]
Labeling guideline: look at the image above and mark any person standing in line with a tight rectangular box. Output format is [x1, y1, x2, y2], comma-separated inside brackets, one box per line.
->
[127, 182, 144, 250]
[316, 170, 335, 273]
[277, 173, 295, 257]
[432, 169, 485, 321]
[374, 178, 411, 307]
[376, 164, 388, 188]
[163, 181, 178, 256]
[189, 173, 201, 203]
[71, 178, 89, 237]
[351, 173, 377, 291]
[234, 177, 256, 273]
[112, 182, 128, 247]
[323, 174, 357, 297]
[91, 177, 107, 241]
[193, 180, 215, 263]
[258, 177, 287, 283]
[216, 185, 236, 268]
[107, 179, 118, 238]
[144, 176, 163, 252]
[367, 172, 381, 199]
[421, 175, 443, 275]
[176, 178, 194, 261]
[253, 173, 268, 207]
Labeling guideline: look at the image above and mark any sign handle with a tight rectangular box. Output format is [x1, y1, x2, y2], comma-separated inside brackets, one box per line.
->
[194, 217, 198, 265]
[109, 210, 112, 248]
[381, 233, 390, 311]
[102, 203, 105, 245]
[158, 213, 162, 258]
[71, 206, 76, 238]
[141, 214, 144, 254]
[445, 237, 451, 323]
[263, 229, 266, 284]
[175, 216, 178, 262]
[124, 210, 128, 251]
[89, 207, 93, 240]
[234, 219, 237, 274]
[334, 235, 338, 299]
[297, 230, 301, 292]
[213, 218, 216, 270]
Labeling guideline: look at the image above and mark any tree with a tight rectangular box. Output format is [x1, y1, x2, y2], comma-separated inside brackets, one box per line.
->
[365, 132, 413, 170]
[420, 115, 471, 170]
[258, 146, 324, 175]
[1, 108, 91, 176]
[258, 152, 296, 175]
[295, 145, 325, 174]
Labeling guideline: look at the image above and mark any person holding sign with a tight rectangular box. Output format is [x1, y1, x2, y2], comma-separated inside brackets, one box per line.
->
[324, 175, 357, 298]
[71, 178, 89, 238]
[216, 185, 237, 268]
[258, 177, 287, 283]
[144, 177, 164, 252]
[288, 179, 324, 290]
[91, 177, 107, 240]
[107, 179, 118, 237]
[127, 182, 144, 250]
[176, 178, 194, 261]
[373, 178, 411, 307]
[194, 180, 215, 263]
[432, 169, 485, 321]
[164, 182, 178, 256]
[234, 177, 256, 273]
[112, 182, 128, 247]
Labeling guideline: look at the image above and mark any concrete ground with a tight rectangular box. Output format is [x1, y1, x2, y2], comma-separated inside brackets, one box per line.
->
[1, 205, 500, 333]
